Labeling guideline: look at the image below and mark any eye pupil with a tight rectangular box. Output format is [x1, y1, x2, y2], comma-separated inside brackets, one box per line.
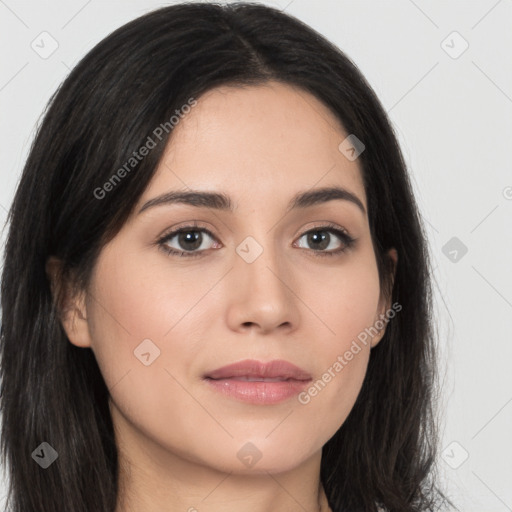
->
[308, 231, 329, 250]
[179, 231, 201, 250]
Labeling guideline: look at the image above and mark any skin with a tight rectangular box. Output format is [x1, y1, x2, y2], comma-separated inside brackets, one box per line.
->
[50, 81, 397, 512]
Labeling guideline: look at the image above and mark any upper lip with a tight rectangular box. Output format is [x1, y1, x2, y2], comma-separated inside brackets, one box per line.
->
[204, 359, 312, 381]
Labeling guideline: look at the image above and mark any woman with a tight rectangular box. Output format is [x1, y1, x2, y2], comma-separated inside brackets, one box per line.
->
[0, 3, 453, 511]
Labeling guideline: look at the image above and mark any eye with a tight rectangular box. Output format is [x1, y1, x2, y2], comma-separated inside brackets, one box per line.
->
[294, 223, 356, 257]
[157, 224, 219, 258]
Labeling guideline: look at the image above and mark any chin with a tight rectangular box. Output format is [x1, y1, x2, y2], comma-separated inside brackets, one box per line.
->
[207, 438, 319, 476]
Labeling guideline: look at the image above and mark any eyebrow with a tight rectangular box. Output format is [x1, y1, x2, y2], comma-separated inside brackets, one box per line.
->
[138, 185, 366, 216]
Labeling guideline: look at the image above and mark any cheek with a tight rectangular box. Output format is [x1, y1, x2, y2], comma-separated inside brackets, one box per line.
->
[304, 248, 381, 353]
[84, 246, 205, 394]
[84, 250, 213, 456]
[87, 243, 210, 342]
[293, 250, 380, 430]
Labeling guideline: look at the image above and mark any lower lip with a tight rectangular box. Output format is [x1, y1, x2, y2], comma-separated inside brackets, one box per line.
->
[204, 378, 311, 404]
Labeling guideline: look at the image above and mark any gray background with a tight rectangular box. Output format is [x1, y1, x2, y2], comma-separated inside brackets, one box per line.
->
[1, 0, 511, 510]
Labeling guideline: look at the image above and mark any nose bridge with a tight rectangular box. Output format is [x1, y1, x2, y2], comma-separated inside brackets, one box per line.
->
[234, 232, 287, 295]
[227, 229, 298, 331]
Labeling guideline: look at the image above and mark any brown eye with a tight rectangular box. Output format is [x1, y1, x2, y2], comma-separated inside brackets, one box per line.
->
[158, 227, 218, 258]
[294, 225, 356, 257]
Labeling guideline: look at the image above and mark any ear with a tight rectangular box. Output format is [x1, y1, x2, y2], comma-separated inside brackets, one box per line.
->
[371, 247, 398, 349]
[46, 256, 92, 348]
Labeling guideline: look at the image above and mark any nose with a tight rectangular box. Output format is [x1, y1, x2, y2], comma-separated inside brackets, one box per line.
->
[225, 238, 301, 335]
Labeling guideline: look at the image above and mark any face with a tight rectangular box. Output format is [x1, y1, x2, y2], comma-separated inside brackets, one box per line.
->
[58, 81, 396, 476]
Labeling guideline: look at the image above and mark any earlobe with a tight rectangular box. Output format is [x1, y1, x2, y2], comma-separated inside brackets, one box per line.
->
[370, 321, 387, 349]
[45, 257, 92, 348]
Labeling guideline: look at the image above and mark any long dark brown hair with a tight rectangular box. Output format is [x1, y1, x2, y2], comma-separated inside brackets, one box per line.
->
[1, 2, 453, 511]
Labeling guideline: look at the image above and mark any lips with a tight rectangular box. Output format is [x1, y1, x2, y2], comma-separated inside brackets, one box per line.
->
[204, 359, 312, 381]
[203, 359, 312, 405]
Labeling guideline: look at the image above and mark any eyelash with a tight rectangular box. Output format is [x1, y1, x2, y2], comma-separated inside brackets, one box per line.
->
[156, 222, 356, 259]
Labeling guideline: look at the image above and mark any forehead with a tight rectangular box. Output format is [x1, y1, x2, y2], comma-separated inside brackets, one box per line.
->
[140, 81, 366, 213]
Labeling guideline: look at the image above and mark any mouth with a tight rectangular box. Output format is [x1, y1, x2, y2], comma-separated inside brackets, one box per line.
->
[203, 359, 312, 404]
[220, 376, 300, 382]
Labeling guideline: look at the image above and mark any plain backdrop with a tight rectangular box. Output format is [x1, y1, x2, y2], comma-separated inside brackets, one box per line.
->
[1, 1, 511, 510]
